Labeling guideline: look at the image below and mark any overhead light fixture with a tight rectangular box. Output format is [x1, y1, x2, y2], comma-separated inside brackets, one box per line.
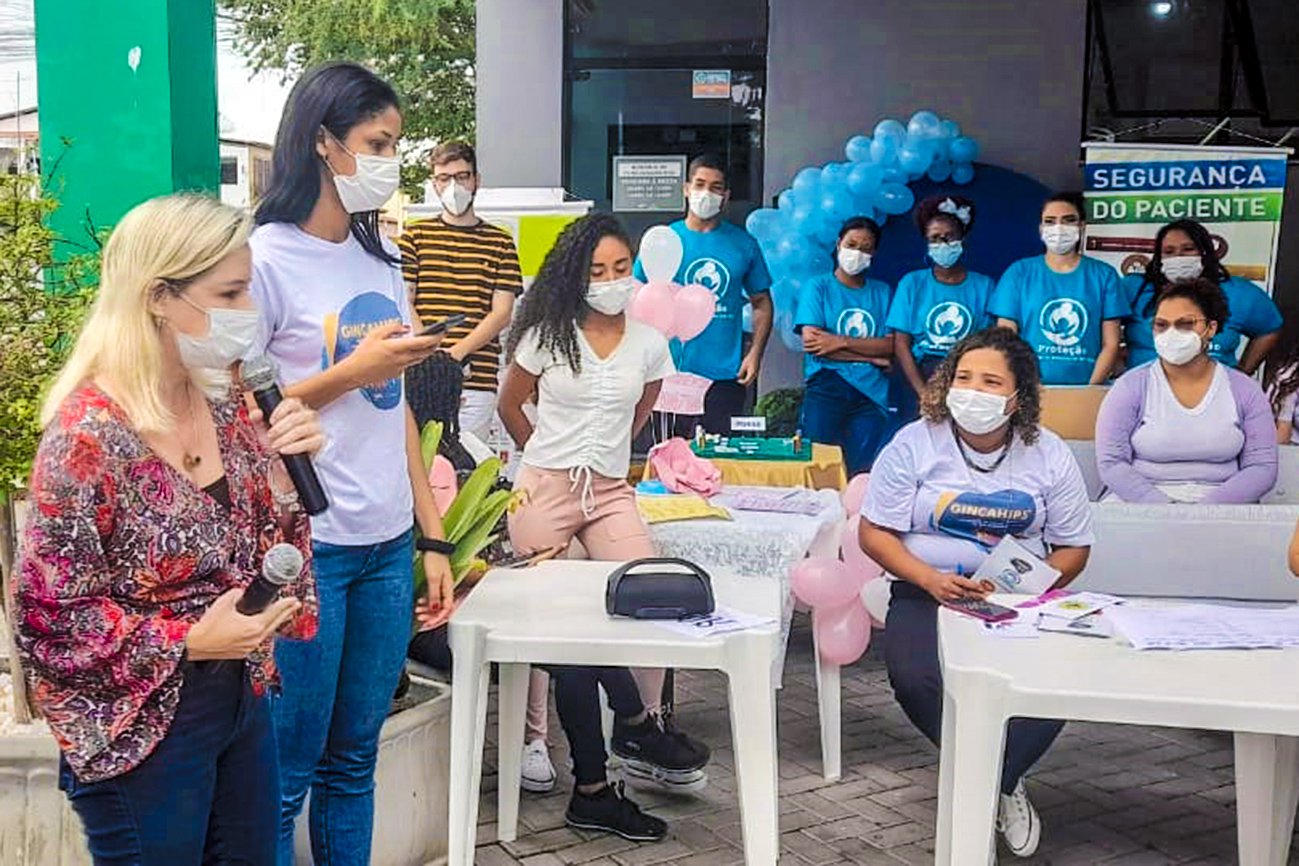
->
[1151, 1, 1174, 17]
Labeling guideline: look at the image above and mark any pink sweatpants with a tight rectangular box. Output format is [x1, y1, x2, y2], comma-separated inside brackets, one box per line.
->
[508, 465, 666, 743]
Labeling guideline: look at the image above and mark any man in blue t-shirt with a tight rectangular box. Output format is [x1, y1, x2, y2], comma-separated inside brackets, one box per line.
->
[635, 154, 773, 434]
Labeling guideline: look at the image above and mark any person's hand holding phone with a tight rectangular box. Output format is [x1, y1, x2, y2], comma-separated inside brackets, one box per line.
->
[920, 569, 994, 604]
[344, 323, 442, 386]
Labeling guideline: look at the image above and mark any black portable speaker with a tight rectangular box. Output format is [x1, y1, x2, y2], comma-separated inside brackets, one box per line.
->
[605, 558, 716, 620]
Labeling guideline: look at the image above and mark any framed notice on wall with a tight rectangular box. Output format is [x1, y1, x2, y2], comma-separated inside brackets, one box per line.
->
[612, 155, 687, 213]
[692, 70, 731, 99]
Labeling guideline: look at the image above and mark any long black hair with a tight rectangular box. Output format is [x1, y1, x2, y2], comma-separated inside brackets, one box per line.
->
[506, 213, 632, 375]
[1139, 219, 1231, 316]
[922, 326, 1043, 445]
[256, 62, 400, 265]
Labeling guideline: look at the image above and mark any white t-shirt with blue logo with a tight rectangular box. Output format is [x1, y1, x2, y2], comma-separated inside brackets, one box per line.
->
[862, 419, 1094, 575]
[988, 255, 1129, 385]
[886, 268, 996, 361]
[793, 271, 892, 410]
[1122, 273, 1282, 369]
[633, 221, 771, 383]
[249, 223, 415, 546]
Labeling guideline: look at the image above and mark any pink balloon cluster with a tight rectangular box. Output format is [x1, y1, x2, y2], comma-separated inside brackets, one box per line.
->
[629, 281, 717, 342]
[789, 473, 888, 666]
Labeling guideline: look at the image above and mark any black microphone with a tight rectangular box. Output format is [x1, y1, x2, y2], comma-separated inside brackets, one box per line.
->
[242, 355, 329, 515]
[237, 543, 303, 615]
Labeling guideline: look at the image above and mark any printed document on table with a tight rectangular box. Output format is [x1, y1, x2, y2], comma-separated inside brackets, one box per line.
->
[973, 536, 1060, 594]
[1106, 604, 1299, 650]
[655, 606, 778, 639]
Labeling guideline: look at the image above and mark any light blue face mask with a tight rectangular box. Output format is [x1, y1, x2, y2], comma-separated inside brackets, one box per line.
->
[928, 240, 964, 269]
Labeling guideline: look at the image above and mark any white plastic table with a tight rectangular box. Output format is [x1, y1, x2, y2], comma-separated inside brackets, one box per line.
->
[447, 560, 784, 866]
[935, 600, 1299, 865]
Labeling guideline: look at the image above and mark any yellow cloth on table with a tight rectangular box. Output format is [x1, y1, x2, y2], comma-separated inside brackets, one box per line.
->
[701, 443, 848, 491]
[636, 494, 731, 524]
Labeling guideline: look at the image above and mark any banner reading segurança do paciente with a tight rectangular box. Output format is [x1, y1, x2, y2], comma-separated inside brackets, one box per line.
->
[1081, 142, 1292, 295]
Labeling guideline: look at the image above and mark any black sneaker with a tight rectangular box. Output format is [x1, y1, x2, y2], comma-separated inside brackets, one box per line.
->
[612, 712, 710, 791]
[565, 781, 668, 841]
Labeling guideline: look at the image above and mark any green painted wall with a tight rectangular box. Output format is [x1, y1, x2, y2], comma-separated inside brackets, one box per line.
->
[35, 0, 218, 247]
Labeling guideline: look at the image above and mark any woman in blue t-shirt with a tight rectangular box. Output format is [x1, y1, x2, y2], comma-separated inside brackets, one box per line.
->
[887, 195, 995, 418]
[794, 217, 895, 475]
[1122, 218, 1281, 373]
[989, 191, 1129, 385]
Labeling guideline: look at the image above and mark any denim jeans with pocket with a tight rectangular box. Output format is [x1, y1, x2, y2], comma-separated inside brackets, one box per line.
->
[800, 369, 896, 477]
[273, 528, 414, 866]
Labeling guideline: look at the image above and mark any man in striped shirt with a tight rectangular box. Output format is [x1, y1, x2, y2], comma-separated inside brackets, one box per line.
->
[398, 142, 523, 440]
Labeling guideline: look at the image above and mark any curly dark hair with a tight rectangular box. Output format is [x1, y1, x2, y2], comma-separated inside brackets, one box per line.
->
[1264, 311, 1299, 417]
[1138, 219, 1231, 316]
[914, 195, 976, 238]
[921, 326, 1043, 445]
[505, 212, 632, 375]
[1154, 276, 1231, 332]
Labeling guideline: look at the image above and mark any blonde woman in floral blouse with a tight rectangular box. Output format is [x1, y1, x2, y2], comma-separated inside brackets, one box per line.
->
[13, 194, 324, 864]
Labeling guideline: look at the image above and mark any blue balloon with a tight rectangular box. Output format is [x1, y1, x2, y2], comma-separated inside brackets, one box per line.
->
[777, 188, 797, 212]
[874, 119, 906, 143]
[929, 137, 951, 162]
[949, 136, 980, 164]
[952, 162, 976, 185]
[845, 135, 873, 163]
[940, 119, 962, 139]
[897, 143, 931, 176]
[927, 158, 953, 183]
[773, 305, 802, 352]
[791, 203, 821, 237]
[847, 162, 883, 197]
[745, 208, 786, 241]
[741, 302, 754, 335]
[819, 183, 854, 217]
[881, 165, 910, 184]
[793, 166, 822, 196]
[772, 233, 812, 269]
[821, 162, 847, 186]
[875, 182, 915, 216]
[908, 110, 942, 139]
[870, 136, 898, 165]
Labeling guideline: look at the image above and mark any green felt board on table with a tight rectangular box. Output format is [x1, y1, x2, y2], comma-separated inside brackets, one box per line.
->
[690, 436, 812, 462]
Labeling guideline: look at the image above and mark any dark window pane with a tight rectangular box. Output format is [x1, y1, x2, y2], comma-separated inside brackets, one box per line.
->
[219, 156, 238, 186]
[569, 0, 766, 60]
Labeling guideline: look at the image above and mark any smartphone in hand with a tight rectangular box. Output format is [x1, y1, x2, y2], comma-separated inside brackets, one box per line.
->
[941, 596, 1018, 623]
[416, 313, 468, 338]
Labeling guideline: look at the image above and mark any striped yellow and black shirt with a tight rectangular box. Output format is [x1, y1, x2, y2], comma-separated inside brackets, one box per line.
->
[397, 218, 523, 391]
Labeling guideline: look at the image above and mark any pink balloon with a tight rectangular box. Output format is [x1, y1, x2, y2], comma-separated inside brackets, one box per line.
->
[428, 454, 458, 517]
[672, 283, 717, 342]
[841, 515, 884, 582]
[791, 557, 861, 609]
[842, 473, 869, 515]
[814, 600, 872, 666]
[629, 280, 677, 336]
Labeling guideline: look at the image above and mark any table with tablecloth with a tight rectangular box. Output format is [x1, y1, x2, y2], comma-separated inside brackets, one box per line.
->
[642, 443, 849, 491]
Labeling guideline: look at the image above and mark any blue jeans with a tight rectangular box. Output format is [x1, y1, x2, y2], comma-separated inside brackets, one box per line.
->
[274, 529, 414, 866]
[801, 369, 895, 477]
[60, 661, 278, 864]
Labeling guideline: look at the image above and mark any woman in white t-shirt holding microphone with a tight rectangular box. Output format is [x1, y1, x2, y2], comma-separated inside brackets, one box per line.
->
[858, 326, 1094, 859]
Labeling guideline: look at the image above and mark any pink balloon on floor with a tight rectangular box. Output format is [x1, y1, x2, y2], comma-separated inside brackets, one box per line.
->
[814, 600, 872, 666]
[841, 515, 884, 581]
[428, 454, 458, 516]
[672, 283, 717, 342]
[629, 280, 677, 336]
[791, 557, 861, 609]
[842, 472, 869, 515]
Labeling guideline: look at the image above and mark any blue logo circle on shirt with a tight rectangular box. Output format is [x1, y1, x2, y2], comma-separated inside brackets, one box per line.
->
[1038, 298, 1089, 348]
[684, 258, 732, 299]
[924, 301, 972, 348]
[326, 291, 404, 410]
[836, 308, 876, 339]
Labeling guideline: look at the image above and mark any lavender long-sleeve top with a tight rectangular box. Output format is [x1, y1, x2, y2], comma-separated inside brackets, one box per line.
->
[1095, 361, 1278, 504]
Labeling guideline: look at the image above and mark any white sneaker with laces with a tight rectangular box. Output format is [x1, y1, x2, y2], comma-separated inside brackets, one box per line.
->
[997, 780, 1040, 857]
[521, 739, 556, 793]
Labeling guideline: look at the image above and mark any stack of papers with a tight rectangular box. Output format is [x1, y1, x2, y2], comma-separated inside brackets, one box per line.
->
[723, 488, 829, 516]
[1105, 604, 1299, 651]
[982, 591, 1126, 640]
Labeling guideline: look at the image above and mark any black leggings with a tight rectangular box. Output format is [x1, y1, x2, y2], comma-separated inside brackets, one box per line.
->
[547, 666, 645, 786]
[883, 581, 1064, 795]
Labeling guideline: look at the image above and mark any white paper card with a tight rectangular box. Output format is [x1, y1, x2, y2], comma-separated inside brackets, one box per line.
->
[973, 535, 1060, 594]
[655, 606, 778, 639]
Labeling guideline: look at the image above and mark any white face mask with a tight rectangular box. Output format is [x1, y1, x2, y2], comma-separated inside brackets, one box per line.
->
[688, 189, 724, 220]
[1154, 328, 1203, 366]
[1161, 255, 1203, 281]
[438, 180, 475, 217]
[585, 276, 638, 315]
[1040, 224, 1081, 255]
[837, 247, 872, 275]
[329, 142, 401, 214]
[946, 386, 1011, 435]
[174, 295, 260, 371]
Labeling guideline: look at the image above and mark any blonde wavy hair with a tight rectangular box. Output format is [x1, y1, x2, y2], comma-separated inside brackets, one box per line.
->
[41, 194, 252, 433]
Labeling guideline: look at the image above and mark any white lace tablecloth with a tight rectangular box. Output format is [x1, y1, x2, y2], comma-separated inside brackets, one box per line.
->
[645, 486, 846, 681]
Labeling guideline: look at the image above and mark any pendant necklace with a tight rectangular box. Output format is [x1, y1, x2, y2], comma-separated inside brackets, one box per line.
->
[181, 381, 202, 472]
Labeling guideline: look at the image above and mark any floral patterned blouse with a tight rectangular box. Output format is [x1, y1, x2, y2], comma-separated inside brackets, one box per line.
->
[13, 383, 318, 783]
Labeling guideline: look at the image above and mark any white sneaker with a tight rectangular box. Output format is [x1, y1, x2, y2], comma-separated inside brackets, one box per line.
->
[997, 780, 1041, 857]
[521, 739, 556, 793]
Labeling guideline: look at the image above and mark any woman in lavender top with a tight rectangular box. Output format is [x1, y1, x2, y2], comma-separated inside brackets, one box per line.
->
[1096, 277, 1277, 503]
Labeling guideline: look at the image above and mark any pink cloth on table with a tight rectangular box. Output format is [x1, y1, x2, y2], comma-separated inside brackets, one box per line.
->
[649, 437, 723, 497]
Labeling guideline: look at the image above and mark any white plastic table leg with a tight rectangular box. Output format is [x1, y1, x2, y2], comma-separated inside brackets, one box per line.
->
[447, 625, 490, 866]
[496, 662, 530, 843]
[946, 675, 1009, 866]
[812, 623, 842, 781]
[726, 630, 780, 865]
[934, 687, 958, 866]
[1233, 732, 1299, 866]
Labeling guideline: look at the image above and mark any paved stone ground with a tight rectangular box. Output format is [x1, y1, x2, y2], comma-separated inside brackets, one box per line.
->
[469, 613, 1299, 865]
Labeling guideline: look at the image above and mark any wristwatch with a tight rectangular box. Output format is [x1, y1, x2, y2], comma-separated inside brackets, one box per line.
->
[416, 537, 456, 555]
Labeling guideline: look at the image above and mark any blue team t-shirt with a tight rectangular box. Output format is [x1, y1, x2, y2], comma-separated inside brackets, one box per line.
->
[633, 220, 772, 382]
[792, 271, 892, 410]
[988, 255, 1129, 385]
[1121, 273, 1282, 369]
[886, 268, 996, 361]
